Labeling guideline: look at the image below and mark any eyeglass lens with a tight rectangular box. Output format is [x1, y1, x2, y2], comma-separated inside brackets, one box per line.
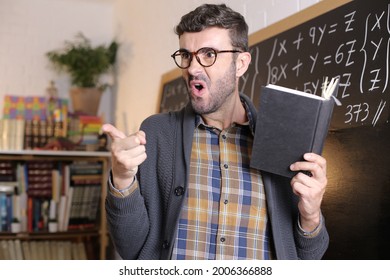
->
[174, 48, 217, 69]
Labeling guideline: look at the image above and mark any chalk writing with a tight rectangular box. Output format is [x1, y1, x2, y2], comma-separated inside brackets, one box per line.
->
[239, 0, 390, 129]
[159, 78, 188, 113]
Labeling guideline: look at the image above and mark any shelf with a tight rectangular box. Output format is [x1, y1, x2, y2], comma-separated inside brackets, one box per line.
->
[0, 229, 100, 240]
[0, 149, 111, 157]
[0, 152, 110, 259]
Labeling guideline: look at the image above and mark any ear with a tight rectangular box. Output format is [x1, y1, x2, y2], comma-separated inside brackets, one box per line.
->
[236, 51, 251, 77]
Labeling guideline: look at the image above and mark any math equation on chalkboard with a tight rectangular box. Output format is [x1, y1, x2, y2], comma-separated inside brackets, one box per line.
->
[240, 0, 389, 129]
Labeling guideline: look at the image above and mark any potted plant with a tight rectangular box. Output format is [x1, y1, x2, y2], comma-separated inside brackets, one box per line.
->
[46, 32, 118, 115]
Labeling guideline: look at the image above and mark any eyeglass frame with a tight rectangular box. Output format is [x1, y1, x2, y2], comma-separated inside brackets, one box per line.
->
[170, 47, 243, 69]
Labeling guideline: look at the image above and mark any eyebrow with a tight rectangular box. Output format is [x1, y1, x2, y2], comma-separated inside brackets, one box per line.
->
[177, 47, 216, 52]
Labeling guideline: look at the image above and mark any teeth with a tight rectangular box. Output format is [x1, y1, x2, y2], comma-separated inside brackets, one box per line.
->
[195, 84, 203, 90]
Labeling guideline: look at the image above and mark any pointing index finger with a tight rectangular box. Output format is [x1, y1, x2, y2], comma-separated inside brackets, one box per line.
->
[102, 123, 126, 140]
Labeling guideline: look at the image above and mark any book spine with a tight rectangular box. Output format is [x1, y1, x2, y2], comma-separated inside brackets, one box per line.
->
[0, 193, 8, 231]
[311, 99, 335, 154]
[24, 120, 33, 150]
[15, 119, 25, 150]
[0, 119, 10, 150]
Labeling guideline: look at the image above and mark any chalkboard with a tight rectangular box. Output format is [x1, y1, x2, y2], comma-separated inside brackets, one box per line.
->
[159, 68, 187, 113]
[158, 0, 390, 259]
[241, 0, 389, 130]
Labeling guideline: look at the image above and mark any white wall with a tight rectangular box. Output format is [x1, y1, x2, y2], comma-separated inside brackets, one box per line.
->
[0, 0, 320, 133]
[0, 0, 116, 123]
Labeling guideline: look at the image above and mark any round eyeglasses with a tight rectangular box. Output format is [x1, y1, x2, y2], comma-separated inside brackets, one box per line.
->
[170, 47, 242, 69]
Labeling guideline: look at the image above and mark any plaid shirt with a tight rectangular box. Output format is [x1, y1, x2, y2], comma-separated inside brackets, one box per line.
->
[171, 113, 274, 260]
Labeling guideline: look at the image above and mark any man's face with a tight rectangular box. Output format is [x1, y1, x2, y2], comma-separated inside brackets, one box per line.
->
[179, 27, 238, 115]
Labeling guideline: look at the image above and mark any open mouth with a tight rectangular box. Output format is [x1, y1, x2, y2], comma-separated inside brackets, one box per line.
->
[190, 79, 206, 96]
[194, 83, 203, 91]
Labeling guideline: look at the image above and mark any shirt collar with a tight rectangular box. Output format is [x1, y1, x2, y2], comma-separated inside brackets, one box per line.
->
[194, 96, 256, 135]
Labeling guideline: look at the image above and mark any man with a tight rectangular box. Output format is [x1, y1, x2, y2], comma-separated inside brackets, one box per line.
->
[103, 3, 329, 260]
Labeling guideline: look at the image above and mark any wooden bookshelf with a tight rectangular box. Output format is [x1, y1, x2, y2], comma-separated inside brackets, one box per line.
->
[0, 150, 111, 260]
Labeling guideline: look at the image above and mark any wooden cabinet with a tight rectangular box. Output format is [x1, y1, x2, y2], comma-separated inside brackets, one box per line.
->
[0, 150, 110, 260]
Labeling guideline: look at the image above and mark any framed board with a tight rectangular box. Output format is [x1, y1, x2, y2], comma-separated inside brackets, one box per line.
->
[158, 68, 187, 113]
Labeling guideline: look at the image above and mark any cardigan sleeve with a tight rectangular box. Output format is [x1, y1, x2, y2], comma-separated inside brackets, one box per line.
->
[105, 183, 149, 259]
[294, 213, 329, 259]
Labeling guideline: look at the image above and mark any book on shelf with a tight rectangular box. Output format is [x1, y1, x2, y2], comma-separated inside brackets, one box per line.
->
[0, 193, 9, 231]
[0, 240, 11, 259]
[0, 239, 87, 260]
[66, 161, 102, 229]
[66, 113, 103, 151]
[68, 177, 101, 229]
[62, 187, 74, 232]
[26, 161, 54, 198]
[24, 119, 62, 150]
[1, 94, 69, 151]
[0, 239, 23, 260]
[250, 78, 339, 178]
[0, 161, 18, 232]
[0, 119, 25, 150]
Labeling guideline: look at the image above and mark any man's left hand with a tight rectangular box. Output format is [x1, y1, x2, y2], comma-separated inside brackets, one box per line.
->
[289, 153, 327, 232]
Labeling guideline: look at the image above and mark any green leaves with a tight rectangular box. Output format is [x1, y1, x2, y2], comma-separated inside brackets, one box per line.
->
[46, 33, 118, 88]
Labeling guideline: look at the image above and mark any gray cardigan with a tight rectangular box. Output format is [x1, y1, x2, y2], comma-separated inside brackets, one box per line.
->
[105, 94, 329, 260]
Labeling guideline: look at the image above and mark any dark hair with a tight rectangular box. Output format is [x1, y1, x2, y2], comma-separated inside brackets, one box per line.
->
[174, 4, 249, 52]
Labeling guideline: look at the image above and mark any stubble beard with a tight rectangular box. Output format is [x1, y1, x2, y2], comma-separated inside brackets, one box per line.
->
[189, 61, 237, 115]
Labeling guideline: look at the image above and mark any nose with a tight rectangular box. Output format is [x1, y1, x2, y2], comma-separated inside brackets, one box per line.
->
[187, 55, 203, 76]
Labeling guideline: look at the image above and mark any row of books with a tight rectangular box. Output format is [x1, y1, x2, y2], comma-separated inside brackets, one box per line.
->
[0, 114, 104, 151]
[0, 239, 87, 260]
[68, 114, 104, 150]
[0, 160, 103, 233]
[0, 119, 25, 150]
[67, 161, 102, 229]
[1, 95, 68, 150]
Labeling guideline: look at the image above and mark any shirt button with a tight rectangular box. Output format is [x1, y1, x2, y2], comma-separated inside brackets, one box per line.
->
[224, 199, 228, 204]
[220, 237, 226, 242]
[222, 134, 227, 140]
[223, 163, 228, 169]
[162, 240, 169, 249]
[174, 186, 184, 196]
